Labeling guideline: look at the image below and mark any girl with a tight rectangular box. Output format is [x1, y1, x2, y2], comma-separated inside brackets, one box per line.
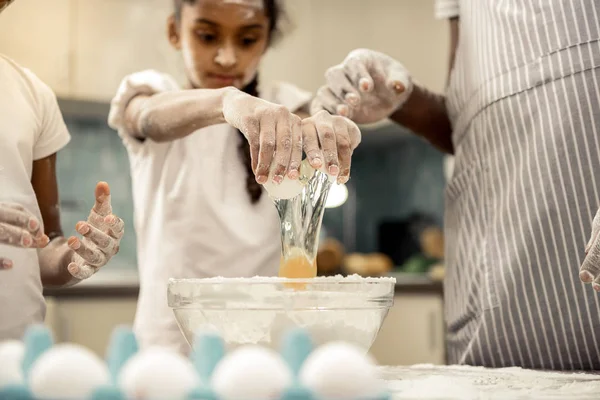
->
[108, 0, 360, 353]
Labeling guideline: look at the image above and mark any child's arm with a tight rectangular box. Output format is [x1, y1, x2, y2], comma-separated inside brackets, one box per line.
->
[123, 87, 233, 142]
[25, 67, 124, 287]
[112, 70, 308, 184]
[126, 86, 305, 183]
[31, 152, 72, 286]
[35, 174, 124, 288]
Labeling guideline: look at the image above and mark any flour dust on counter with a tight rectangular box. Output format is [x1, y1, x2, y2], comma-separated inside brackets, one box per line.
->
[383, 364, 600, 399]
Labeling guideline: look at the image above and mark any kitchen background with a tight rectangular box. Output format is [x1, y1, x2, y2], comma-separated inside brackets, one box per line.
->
[0, 0, 452, 366]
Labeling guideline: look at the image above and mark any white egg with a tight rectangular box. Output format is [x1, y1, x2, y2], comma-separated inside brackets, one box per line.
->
[212, 345, 292, 400]
[118, 347, 199, 400]
[263, 175, 306, 199]
[263, 158, 324, 200]
[29, 343, 109, 400]
[0, 340, 25, 387]
[299, 342, 384, 399]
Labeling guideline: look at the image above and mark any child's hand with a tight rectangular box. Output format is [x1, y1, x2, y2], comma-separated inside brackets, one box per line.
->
[0, 202, 49, 269]
[301, 111, 361, 184]
[66, 181, 124, 279]
[222, 89, 303, 185]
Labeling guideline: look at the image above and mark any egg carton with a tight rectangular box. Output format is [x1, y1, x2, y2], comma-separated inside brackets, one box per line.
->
[0, 324, 391, 400]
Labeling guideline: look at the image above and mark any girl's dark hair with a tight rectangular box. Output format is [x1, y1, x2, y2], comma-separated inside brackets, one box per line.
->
[237, 77, 263, 203]
[173, 0, 286, 204]
[174, 0, 285, 45]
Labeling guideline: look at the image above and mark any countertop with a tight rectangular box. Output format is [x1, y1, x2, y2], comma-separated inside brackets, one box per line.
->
[43, 270, 443, 298]
[381, 364, 600, 399]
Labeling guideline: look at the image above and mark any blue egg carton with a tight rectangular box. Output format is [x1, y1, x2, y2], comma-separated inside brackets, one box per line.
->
[0, 325, 391, 400]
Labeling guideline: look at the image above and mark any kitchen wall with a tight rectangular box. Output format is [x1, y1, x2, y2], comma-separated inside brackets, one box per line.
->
[0, 0, 450, 99]
[53, 114, 446, 272]
[0, 0, 451, 271]
[4, 0, 451, 365]
[57, 115, 138, 271]
[323, 127, 446, 255]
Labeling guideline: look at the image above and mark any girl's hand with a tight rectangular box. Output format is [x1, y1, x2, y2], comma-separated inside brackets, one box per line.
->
[222, 89, 303, 185]
[302, 111, 361, 184]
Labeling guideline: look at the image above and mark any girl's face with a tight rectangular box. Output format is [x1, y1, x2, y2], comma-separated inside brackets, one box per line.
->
[169, 0, 270, 89]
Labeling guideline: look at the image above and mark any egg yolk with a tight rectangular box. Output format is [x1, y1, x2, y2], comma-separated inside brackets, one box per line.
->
[279, 249, 317, 289]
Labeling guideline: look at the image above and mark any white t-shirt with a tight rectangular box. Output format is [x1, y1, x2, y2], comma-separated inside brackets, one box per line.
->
[434, 0, 458, 181]
[0, 55, 71, 340]
[108, 70, 312, 353]
[434, 0, 459, 20]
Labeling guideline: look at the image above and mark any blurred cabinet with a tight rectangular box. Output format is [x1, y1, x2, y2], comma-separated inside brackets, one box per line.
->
[44, 292, 445, 363]
[71, 0, 185, 100]
[0, 0, 185, 102]
[370, 294, 445, 365]
[0, 0, 448, 101]
[0, 0, 72, 96]
[45, 296, 137, 357]
[262, 0, 449, 94]
[44, 297, 61, 341]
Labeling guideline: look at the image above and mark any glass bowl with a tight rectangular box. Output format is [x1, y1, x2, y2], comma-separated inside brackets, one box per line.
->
[167, 275, 396, 352]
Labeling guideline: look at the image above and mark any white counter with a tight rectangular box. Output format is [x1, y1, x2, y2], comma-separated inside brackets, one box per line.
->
[382, 364, 600, 399]
[74, 268, 140, 287]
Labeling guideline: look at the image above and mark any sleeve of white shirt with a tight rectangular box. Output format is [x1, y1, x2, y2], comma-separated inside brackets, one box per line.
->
[22, 69, 71, 161]
[434, 0, 460, 19]
[107, 70, 180, 153]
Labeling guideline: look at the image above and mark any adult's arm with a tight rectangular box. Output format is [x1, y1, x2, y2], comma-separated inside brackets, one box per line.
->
[389, 18, 459, 154]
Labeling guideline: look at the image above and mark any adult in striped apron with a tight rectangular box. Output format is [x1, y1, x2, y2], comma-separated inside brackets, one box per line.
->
[311, 0, 600, 370]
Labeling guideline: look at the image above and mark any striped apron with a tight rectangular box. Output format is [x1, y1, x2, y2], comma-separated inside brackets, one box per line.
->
[443, 0, 600, 370]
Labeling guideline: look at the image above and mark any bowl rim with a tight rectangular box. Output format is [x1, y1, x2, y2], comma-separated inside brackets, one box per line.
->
[168, 275, 397, 285]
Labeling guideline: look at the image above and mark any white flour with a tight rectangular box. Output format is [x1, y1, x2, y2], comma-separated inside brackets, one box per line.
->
[171, 274, 396, 284]
[382, 364, 600, 399]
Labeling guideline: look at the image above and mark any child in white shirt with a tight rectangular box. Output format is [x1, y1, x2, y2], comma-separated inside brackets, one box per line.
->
[108, 0, 361, 353]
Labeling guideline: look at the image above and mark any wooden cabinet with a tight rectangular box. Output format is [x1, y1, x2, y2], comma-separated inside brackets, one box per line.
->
[44, 291, 445, 362]
[71, 0, 185, 101]
[370, 294, 446, 365]
[259, 0, 320, 94]
[0, 0, 72, 96]
[367, 0, 449, 94]
[0, 0, 185, 101]
[0, 0, 449, 101]
[261, 0, 449, 94]
[45, 296, 137, 357]
[261, 0, 373, 94]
